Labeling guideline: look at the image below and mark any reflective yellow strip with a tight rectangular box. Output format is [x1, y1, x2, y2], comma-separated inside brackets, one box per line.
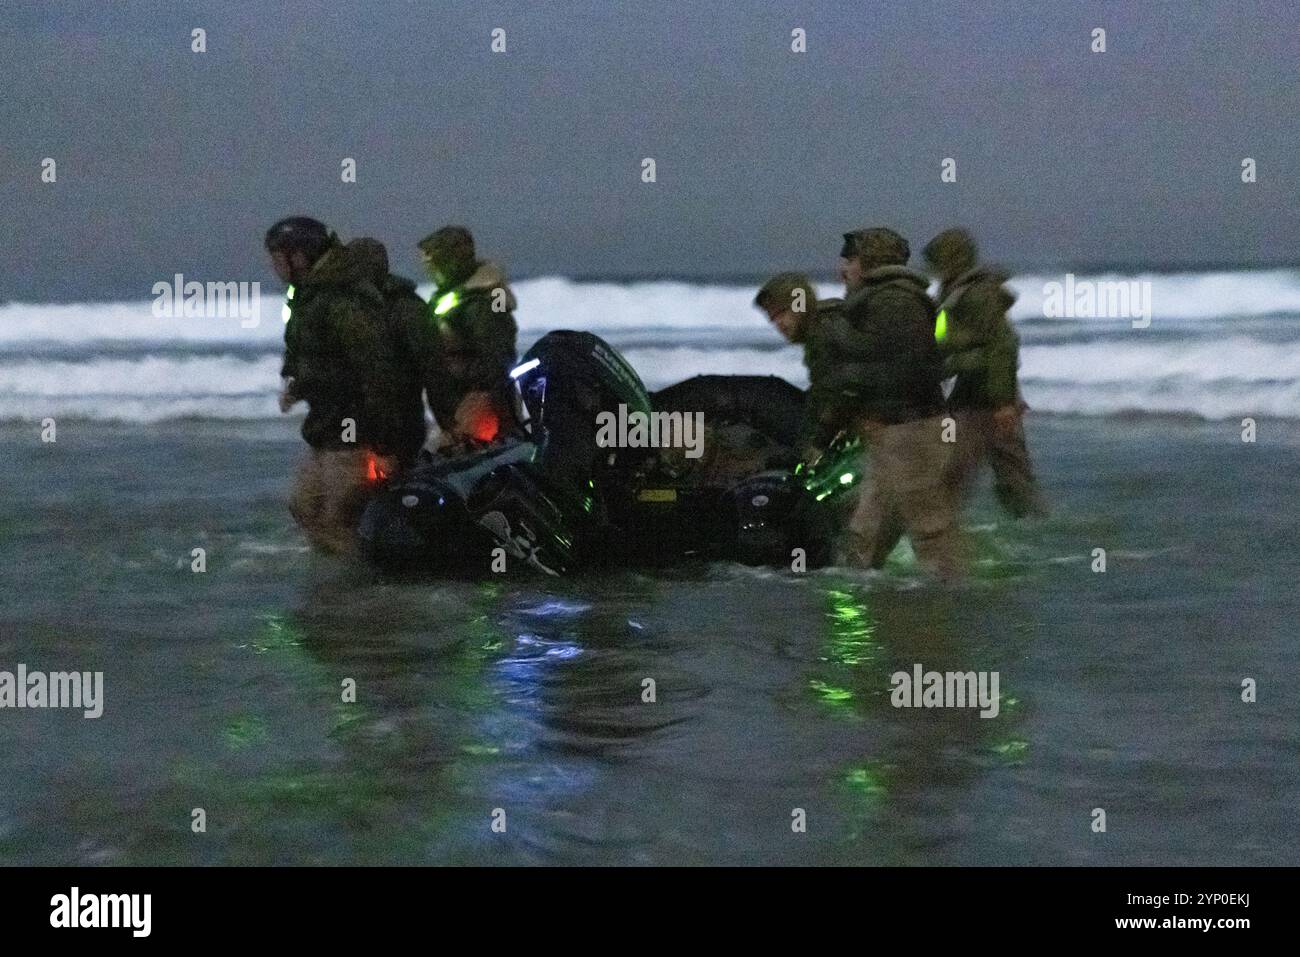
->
[934, 308, 948, 342]
[637, 489, 678, 503]
[433, 290, 460, 316]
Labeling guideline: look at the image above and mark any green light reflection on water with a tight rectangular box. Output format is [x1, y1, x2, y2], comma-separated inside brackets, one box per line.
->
[820, 588, 879, 668]
[223, 714, 270, 751]
[243, 613, 304, 654]
[844, 765, 888, 797]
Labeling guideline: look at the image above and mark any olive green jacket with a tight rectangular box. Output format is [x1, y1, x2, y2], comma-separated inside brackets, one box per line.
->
[801, 266, 945, 446]
[424, 260, 519, 424]
[282, 239, 428, 462]
[934, 267, 1020, 410]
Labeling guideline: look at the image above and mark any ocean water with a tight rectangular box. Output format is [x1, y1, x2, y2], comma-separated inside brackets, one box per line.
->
[1, 272, 1298, 865]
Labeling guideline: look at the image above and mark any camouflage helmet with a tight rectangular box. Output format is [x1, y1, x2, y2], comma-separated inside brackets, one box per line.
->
[418, 225, 476, 273]
[840, 227, 910, 268]
[755, 272, 818, 317]
[922, 228, 978, 277]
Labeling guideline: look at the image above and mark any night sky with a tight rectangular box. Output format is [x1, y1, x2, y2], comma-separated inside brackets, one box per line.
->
[2, 0, 1298, 300]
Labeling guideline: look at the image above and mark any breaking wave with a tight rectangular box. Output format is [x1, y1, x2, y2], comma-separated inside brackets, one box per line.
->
[2, 270, 1298, 422]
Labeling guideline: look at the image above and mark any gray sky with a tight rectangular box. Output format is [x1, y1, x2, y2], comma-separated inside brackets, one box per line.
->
[2, 0, 1298, 301]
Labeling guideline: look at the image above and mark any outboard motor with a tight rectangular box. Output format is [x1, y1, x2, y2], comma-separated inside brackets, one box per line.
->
[513, 330, 653, 497]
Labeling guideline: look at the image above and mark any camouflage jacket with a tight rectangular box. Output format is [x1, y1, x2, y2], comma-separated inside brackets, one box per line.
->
[934, 267, 1020, 410]
[424, 260, 519, 423]
[282, 239, 428, 462]
[802, 266, 945, 445]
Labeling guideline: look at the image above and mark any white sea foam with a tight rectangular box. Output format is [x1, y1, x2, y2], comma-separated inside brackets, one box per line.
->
[2, 271, 1298, 421]
[0, 355, 279, 396]
[1020, 337, 1300, 384]
[1006, 269, 1300, 321]
[5, 269, 1298, 345]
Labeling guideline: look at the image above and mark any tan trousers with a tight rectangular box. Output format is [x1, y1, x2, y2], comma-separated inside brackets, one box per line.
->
[946, 410, 1048, 519]
[289, 448, 394, 554]
[844, 416, 964, 578]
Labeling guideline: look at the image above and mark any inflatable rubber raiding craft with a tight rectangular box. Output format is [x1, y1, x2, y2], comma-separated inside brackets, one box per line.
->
[357, 331, 861, 575]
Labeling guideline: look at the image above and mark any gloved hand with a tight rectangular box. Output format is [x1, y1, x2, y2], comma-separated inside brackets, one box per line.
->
[991, 403, 1021, 440]
[452, 391, 501, 443]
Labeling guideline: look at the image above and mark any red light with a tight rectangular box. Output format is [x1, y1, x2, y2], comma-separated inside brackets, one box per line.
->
[452, 392, 503, 444]
[365, 453, 389, 483]
[467, 410, 500, 443]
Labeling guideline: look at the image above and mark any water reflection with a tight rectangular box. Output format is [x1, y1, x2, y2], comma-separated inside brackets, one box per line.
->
[809, 580, 1032, 858]
[153, 561, 1033, 865]
[266, 572, 686, 862]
